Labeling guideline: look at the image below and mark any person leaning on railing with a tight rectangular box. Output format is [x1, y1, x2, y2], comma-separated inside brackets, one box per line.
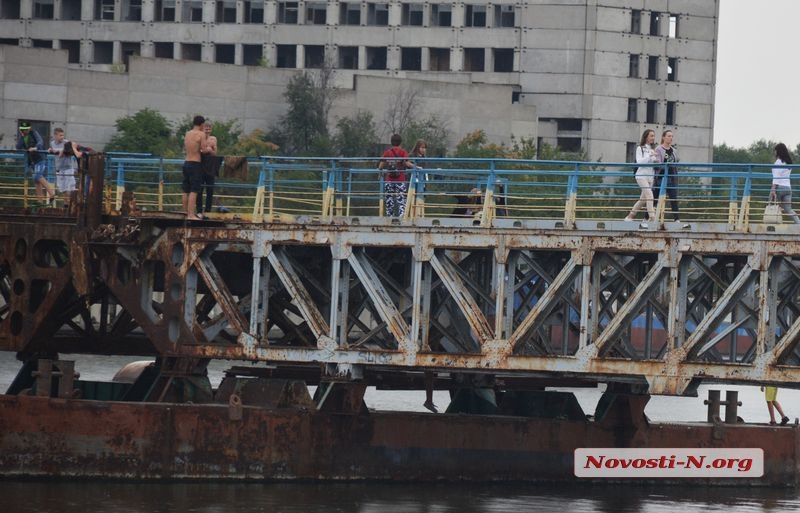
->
[17, 121, 55, 205]
[378, 133, 414, 217]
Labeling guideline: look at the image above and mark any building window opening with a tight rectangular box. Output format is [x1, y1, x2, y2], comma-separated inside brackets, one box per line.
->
[61, 39, 81, 63]
[121, 41, 139, 67]
[494, 5, 514, 28]
[493, 48, 513, 72]
[276, 44, 297, 68]
[626, 142, 636, 163]
[60, 0, 81, 20]
[667, 58, 677, 81]
[367, 3, 389, 26]
[216, 1, 237, 23]
[305, 45, 325, 68]
[278, 2, 299, 24]
[429, 47, 449, 71]
[306, 2, 326, 24]
[95, 0, 114, 20]
[463, 48, 485, 72]
[34, 0, 55, 19]
[94, 41, 113, 64]
[32, 39, 53, 49]
[182, 0, 203, 22]
[181, 43, 201, 61]
[124, 0, 142, 21]
[431, 4, 451, 27]
[366, 46, 387, 70]
[154, 42, 174, 59]
[465, 4, 486, 27]
[648, 55, 658, 80]
[340, 2, 360, 25]
[402, 3, 424, 26]
[629, 54, 639, 78]
[401, 47, 422, 71]
[244, 1, 264, 23]
[666, 101, 676, 125]
[155, 1, 176, 22]
[557, 137, 581, 152]
[1, 0, 21, 19]
[216, 43, 235, 64]
[557, 119, 583, 132]
[646, 100, 657, 123]
[649, 11, 660, 36]
[338, 46, 358, 69]
[627, 98, 638, 122]
[630, 9, 641, 34]
[669, 14, 678, 38]
[243, 44, 263, 66]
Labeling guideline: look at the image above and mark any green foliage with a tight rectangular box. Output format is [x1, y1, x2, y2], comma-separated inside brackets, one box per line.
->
[333, 111, 380, 157]
[227, 129, 279, 156]
[401, 114, 450, 157]
[452, 130, 508, 158]
[713, 139, 782, 164]
[170, 116, 243, 157]
[105, 108, 172, 155]
[280, 72, 329, 156]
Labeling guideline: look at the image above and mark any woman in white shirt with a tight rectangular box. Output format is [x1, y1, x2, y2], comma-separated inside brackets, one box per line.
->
[624, 129, 658, 228]
[769, 142, 800, 224]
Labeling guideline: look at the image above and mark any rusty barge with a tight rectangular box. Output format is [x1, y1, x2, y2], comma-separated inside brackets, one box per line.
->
[3, 154, 800, 485]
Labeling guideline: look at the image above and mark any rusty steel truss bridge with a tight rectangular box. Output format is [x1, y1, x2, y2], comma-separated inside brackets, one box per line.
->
[3, 154, 800, 397]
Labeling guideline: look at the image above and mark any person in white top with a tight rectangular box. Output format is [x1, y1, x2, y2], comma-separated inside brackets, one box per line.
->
[769, 142, 800, 224]
[624, 129, 658, 228]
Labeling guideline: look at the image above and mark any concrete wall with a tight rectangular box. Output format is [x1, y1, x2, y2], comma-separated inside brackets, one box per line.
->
[0, 46, 536, 152]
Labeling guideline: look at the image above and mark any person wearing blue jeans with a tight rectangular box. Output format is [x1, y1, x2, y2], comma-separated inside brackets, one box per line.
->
[17, 121, 54, 204]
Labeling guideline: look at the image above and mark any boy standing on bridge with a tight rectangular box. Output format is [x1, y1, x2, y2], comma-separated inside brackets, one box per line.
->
[182, 115, 207, 221]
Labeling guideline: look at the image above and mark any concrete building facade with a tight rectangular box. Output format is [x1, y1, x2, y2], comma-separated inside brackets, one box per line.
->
[0, 1, 719, 162]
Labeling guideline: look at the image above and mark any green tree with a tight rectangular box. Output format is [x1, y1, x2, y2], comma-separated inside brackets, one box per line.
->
[279, 68, 336, 156]
[227, 129, 279, 156]
[452, 130, 508, 158]
[402, 114, 450, 157]
[171, 116, 243, 156]
[105, 108, 172, 155]
[333, 111, 380, 157]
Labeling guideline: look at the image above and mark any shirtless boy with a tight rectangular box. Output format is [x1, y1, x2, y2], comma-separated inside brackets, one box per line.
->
[183, 115, 207, 220]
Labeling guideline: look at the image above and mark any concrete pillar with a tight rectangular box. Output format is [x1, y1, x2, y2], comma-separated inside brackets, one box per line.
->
[234, 43, 243, 65]
[265, 43, 277, 68]
[80, 40, 93, 65]
[112, 40, 122, 63]
[202, 42, 214, 63]
[485, 4, 494, 28]
[387, 45, 399, 71]
[236, 0, 245, 24]
[53, 0, 63, 20]
[421, 47, 430, 71]
[203, 0, 214, 23]
[174, 42, 182, 60]
[452, 3, 464, 28]
[357, 45, 366, 70]
[141, 41, 155, 58]
[422, 4, 430, 27]
[20, 0, 33, 19]
[389, 1, 400, 26]
[53, 40, 62, 50]
[142, 0, 155, 22]
[296, 44, 305, 69]
[484, 48, 492, 73]
[326, 1, 338, 26]
[264, 1, 276, 24]
[175, 0, 184, 22]
[451, 48, 462, 71]
[81, 0, 94, 21]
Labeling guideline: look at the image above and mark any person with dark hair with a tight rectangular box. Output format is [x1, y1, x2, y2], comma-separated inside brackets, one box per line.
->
[769, 143, 800, 224]
[196, 121, 220, 219]
[378, 133, 413, 217]
[182, 115, 207, 220]
[653, 130, 688, 228]
[49, 128, 77, 208]
[624, 128, 658, 228]
[17, 121, 54, 204]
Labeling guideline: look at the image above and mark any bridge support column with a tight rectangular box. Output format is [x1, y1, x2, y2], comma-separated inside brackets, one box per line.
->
[594, 384, 650, 441]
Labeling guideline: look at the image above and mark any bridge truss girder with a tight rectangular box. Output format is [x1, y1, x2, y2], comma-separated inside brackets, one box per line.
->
[4, 220, 800, 395]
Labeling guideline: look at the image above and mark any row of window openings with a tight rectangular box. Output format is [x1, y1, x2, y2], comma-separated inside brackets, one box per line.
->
[630, 55, 677, 82]
[627, 99, 677, 125]
[13, 1, 516, 27]
[631, 10, 679, 38]
[4, 39, 514, 71]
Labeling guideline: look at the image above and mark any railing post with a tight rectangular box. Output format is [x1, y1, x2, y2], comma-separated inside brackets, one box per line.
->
[563, 163, 579, 226]
[114, 160, 125, 211]
[378, 172, 385, 218]
[727, 176, 739, 229]
[737, 167, 752, 231]
[254, 158, 266, 222]
[158, 160, 165, 211]
[480, 163, 496, 227]
[403, 166, 418, 220]
[655, 165, 667, 226]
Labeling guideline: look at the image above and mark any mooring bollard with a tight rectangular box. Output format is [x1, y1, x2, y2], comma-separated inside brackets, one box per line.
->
[704, 389, 721, 422]
[724, 390, 742, 424]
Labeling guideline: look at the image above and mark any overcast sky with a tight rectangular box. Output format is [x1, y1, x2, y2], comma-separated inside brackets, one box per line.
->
[714, 0, 797, 147]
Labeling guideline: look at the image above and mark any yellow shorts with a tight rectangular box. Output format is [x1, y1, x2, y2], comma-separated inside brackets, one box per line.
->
[765, 386, 778, 402]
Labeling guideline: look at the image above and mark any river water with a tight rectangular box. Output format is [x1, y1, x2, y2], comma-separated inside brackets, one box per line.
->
[2, 351, 800, 512]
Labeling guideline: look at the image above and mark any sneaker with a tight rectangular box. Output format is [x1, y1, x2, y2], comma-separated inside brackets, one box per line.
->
[681, 223, 691, 229]
[623, 216, 634, 222]
[639, 221, 648, 229]
[781, 416, 790, 425]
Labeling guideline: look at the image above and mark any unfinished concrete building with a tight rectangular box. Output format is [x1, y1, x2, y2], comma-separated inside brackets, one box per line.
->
[0, 1, 718, 162]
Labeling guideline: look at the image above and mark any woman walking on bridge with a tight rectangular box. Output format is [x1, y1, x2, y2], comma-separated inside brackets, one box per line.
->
[769, 143, 800, 224]
[624, 129, 658, 228]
